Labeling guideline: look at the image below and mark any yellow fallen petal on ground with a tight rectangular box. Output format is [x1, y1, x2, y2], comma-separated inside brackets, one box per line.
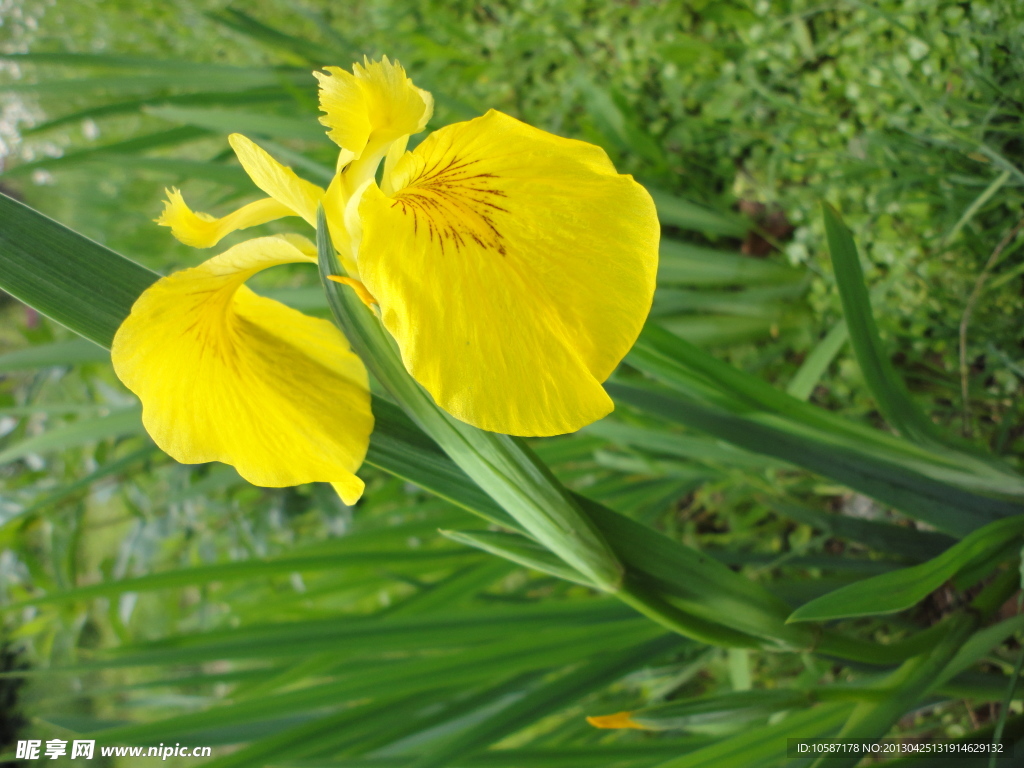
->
[229, 134, 325, 227]
[358, 110, 659, 436]
[111, 235, 372, 501]
[586, 712, 644, 730]
[315, 56, 433, 158]
[156, 188, 294, 248]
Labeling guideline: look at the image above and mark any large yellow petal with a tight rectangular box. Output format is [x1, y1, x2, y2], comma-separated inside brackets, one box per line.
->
[156, 188, 294, 248]
[314, 57, 433, 158]
[358, 110, 659, 437]
[111, 235, 372, 502]
[228, 134, 325, 227]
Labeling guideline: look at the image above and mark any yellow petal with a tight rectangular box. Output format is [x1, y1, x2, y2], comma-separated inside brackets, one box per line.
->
[111, 235, 372, 501]
[314, 56, 433, 158]
[358, 110, 659, 437]
[156, 188, 294, 248]
[228, 134, 325, 227]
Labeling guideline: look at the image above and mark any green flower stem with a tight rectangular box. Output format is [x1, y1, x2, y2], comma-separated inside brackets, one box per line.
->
[315, 208, 624, 593]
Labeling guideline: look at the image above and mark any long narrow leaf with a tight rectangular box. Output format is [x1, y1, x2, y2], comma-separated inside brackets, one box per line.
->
[1, 127, 210, 178]
[786, 319, 848, 400]
[646, 189, 747, 237]
[408, 636, 681, 768]
[788, 516, 1024, 622]
[0, 339, 108, 372]
[207, 9, 341, 64]
[621, 325, 1024, 534]
[0, 192, 158, 346]
[823, 203, 946, 445]
[0, 407, 144, 464]
[145, 105, 328, 141]
[0, 445, 159, 532]
[23, 88, 292, 136]
[658, 240, 801, 286]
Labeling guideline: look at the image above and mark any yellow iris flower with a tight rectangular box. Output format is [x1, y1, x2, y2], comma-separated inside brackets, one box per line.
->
[111, 57, 658, 503]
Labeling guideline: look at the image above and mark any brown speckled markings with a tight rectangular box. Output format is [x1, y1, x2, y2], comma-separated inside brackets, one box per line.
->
[390, 156, 509, 256]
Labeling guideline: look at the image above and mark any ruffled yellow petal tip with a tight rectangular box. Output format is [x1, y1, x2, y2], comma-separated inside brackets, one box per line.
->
[586, 712, 644, 730]
[155, 187, 296, 249]
[314, 56, 433, 157]
[156, 187, 220, 248]
[327, 275, 378, 309]
[112, 235, 373, 492]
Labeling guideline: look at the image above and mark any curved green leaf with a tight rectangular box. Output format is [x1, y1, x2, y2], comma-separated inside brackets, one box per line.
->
[789, 516, 1024, 622]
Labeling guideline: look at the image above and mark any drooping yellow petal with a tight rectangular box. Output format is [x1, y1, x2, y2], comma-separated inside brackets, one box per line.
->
[156, 188, 294, 248]
[314, 57, 433, 159]
[111, 235, 372, 502]
[228, 134, 325, 227]
[358, 109, 659, 437]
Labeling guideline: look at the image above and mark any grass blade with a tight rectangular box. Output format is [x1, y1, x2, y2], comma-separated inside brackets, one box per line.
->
[0, 339, 108, 372]
[207, 8, 341, 64]
[788, 516, 1024, 622]
[23, 88, 291, 136]
[0, 52, 301, 75]
[1, 126, 210, 178]
[658, 240, 801, 286]
[621, 325, 1024, 532]
[407, 636, 681, 768]
[0, 445, 159, 533]
[0, 407, 144, 464]
[822, 203, 945, 445]
[650, 702, 853, 768]
[646, 189, 747, 237]
[786, 319, 848, 400]
[145, 105, 328, 141]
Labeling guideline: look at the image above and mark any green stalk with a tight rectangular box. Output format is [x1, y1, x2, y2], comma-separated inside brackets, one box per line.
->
[314, 208, 623, 593]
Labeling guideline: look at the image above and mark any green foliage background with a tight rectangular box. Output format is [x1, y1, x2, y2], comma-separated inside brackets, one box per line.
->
[1, 1, 1023, 767]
